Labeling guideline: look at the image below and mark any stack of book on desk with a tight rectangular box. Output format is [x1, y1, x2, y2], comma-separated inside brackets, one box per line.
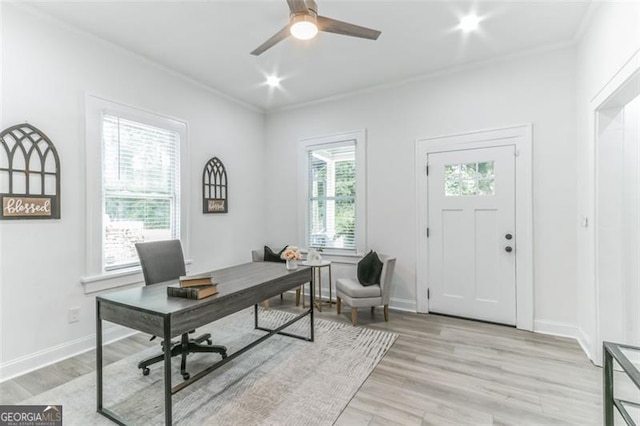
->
[167, 273, 218, 300]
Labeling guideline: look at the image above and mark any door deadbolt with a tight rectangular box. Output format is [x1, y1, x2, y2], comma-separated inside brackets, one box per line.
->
[505, 233, 513, 240]
[505, 246, 513, 253]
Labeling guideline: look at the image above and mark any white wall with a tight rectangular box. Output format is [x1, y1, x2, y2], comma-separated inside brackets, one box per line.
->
[575, 2, 640, 362]
[0, 4, 265, 379]
[265, 47, 578, 327]
[3, 1, 624, 379]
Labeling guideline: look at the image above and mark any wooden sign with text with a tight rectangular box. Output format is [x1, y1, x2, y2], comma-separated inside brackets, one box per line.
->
[205, 198, 226, 213]
[1, 195, 56, 219]
[0, 123, 61, 220]
[202, 157, 228, 214]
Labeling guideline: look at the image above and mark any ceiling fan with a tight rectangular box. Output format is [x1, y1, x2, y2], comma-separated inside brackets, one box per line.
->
[251, 0, 381, 56]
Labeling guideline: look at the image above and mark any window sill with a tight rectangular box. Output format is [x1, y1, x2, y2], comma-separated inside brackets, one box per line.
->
[314, 251, 364, 265]
[81, 268, 144, 294]
[81, 259, 193, 294]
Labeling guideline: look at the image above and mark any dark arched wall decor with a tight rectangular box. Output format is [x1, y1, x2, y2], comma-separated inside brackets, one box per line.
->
[202, 156, 228, 214]
[0, 123, 61, 219]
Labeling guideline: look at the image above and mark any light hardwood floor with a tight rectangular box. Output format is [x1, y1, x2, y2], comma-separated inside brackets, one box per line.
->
[0, 295, 604, 425]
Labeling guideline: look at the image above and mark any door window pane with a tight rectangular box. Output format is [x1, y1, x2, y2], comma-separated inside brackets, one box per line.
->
[445, 161, 495, 196]
[445, 164, 461, 196]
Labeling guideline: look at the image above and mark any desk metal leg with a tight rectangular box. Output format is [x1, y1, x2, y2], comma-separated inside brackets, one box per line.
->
[315, 267, 322, 312]
[254, 304, 259, 328]
[328, 265, 333, 306]
[96, 301, 127, 426]
[309, 277, 315, 342]
[604, 344, 614, 426]
[163, 317, 172, 425]
[96, 299, 103, 413]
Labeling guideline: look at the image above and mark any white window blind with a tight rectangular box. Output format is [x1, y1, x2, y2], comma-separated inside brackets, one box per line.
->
[102, 114, 180, 270]
[307, 143, 356, 251]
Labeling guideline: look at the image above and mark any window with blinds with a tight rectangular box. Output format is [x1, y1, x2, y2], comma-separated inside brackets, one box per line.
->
[102, 114, 180, 270]
[307, 143, 356, 251]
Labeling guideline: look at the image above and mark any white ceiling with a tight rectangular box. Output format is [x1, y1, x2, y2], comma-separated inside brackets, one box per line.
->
[26, 1, 592, 111]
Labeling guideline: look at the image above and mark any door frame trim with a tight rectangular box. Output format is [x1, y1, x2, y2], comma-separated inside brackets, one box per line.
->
[590, 47, 640, 365]
[415, 124, 533, 331]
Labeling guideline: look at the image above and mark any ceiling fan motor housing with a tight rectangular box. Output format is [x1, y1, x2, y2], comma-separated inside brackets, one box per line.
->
[304, 0, 318, 16]
[290, 0, 317, 21]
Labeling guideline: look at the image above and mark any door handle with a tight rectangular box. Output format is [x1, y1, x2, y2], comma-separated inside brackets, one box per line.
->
[505, 233, 513, 240]
[505, 246, 513, 253]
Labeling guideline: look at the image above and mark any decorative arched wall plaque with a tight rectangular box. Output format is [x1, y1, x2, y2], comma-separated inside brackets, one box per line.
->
[0, 123, 61, 219]
[202, 156, 228, 213]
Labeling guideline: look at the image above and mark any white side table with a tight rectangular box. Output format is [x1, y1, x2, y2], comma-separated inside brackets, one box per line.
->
[301, 260, 333, 311]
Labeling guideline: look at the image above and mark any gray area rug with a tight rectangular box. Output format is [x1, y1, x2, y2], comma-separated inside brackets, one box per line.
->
[22, 308, 397, 425]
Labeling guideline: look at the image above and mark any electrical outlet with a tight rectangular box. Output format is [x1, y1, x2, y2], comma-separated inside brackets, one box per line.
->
[68, 307, 80, 323]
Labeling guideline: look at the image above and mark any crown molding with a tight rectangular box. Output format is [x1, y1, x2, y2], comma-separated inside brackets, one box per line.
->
[269, 41, 575, 114]
[8, 2, 264, 115]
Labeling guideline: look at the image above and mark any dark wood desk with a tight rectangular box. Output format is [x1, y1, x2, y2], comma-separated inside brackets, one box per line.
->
[96, 262, 313, 425]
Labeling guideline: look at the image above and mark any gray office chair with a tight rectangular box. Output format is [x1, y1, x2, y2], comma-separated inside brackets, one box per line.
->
[135, 240, 227, 380]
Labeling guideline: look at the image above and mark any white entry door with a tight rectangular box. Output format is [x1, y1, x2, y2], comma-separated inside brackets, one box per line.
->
[427, 145, 516, 325]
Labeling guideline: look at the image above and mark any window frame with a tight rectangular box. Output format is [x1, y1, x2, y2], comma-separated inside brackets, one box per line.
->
[298, 130, 367, 255]
[83, 95, 190, 292]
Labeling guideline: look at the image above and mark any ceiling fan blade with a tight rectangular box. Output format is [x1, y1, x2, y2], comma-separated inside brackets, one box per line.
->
[317, 16, 381, 40]
[286, 0, 308, 14]
[251, 25, 291, 56]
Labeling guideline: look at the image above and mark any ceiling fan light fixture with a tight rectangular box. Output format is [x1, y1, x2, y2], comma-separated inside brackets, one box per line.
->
[250, 0, 380, 56]
[290, 14, 318, 40]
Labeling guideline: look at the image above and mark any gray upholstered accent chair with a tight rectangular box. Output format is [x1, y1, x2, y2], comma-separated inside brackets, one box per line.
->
[336, 254, 396, 326]
[135, 240, 227, 380]
[251, 249, 303, 308]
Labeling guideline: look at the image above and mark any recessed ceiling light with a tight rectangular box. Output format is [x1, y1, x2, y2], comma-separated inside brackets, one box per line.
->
[266, 76, 281, 88]
[459, 15, 481, 33]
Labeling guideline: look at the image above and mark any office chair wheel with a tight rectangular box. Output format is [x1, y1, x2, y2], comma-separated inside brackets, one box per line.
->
[142, 367, 150, 376]
[221, 352, 228, 360]
[206, 338, 212, 345]
[182, 372, 190, 380]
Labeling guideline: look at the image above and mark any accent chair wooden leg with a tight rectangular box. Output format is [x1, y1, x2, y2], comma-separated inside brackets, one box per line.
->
[370, 306, 375, 315]
[336, 297, 341, 314]
[384, 304, 389, 321]
[263, 299, 269, 309]
[295, 288, 301, 306]
[303, 283, 307, 308]
[351, 307, 358, 326]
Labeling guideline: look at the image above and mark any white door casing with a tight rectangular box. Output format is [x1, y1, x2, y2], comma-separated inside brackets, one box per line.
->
[427, 146, 516, 325]
[588, 48, 640, 365]
[416, 124, 533, 331]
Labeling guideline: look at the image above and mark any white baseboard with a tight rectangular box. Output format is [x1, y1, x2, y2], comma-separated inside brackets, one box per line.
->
[533, 319, 578, 339]
[390, 297, 417, 312]
[0, 325, 137, 382]
[577, 326, 596, 365]
[534, 322, 596, 365]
